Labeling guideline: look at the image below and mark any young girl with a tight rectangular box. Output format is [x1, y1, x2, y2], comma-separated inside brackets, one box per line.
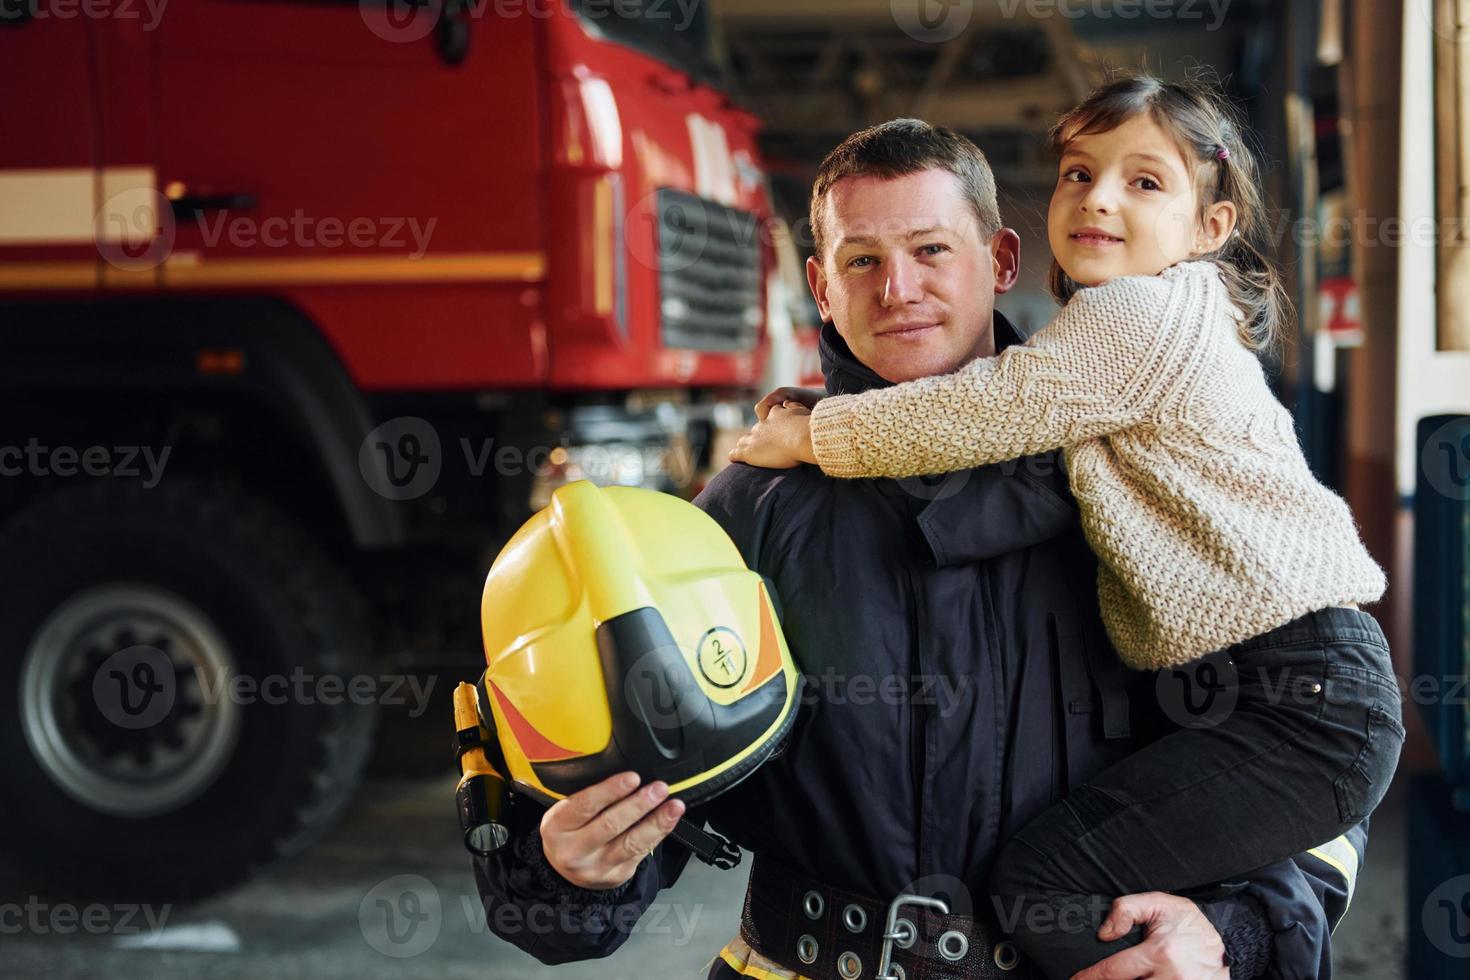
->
[731, 74, 1404, 977]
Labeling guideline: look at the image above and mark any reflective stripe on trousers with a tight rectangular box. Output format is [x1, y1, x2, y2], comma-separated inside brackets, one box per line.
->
[706, 935, 808, 979]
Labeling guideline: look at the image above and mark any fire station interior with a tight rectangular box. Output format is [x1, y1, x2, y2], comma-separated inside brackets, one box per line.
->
[0, 0, 1466, 977]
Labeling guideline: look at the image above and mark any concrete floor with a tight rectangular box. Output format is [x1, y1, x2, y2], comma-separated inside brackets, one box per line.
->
[0, 776, 1408, 979]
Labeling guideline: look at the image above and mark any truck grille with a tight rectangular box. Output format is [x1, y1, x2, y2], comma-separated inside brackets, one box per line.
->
[654, 188, 762, 351]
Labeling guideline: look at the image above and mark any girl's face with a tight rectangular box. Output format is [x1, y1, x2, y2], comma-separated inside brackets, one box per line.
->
[1047, 113, 1235, 288]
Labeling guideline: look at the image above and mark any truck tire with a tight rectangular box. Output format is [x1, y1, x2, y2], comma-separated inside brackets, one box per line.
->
[0, 480, 378, 903]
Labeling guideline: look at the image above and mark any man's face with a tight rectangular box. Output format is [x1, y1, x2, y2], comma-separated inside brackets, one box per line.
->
[807, 168, 1020, 384]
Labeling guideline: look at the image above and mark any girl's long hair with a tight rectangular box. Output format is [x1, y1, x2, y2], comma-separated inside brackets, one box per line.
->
[1047, 72, 1292, 357]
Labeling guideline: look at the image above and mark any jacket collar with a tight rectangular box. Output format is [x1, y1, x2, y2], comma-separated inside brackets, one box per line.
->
[816, 311, 1077, 566]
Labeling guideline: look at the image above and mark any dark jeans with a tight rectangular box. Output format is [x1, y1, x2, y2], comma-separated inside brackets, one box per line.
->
[987, 607, 1405, 979]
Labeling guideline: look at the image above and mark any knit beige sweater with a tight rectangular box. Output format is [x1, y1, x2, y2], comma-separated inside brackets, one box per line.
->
[809, 261, 1386, 670]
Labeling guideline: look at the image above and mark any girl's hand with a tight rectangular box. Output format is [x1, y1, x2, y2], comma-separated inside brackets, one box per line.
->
[754, 386, 826, 421]
[729, 402, 817, 469]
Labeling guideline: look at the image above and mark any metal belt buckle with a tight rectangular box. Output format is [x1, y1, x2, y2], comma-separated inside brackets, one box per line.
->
[874, 893, 950, 980]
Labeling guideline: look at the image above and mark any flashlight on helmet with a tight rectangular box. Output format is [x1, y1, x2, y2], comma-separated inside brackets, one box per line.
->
[453, 682, 512, 857]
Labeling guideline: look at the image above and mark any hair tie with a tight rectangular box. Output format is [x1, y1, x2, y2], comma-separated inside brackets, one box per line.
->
[1215, 145, 1231, 161]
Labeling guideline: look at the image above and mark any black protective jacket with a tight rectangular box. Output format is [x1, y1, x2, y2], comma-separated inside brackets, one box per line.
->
[473, 314, 1367, 979]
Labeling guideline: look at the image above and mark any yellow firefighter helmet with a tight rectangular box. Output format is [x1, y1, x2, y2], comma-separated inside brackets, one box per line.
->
[475, 480, 801, 809]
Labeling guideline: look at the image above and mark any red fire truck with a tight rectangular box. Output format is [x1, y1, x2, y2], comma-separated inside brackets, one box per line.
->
[0, 0, 777, 900]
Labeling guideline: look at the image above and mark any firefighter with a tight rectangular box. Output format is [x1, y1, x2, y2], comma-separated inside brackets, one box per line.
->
[470, 121, 1367, 980]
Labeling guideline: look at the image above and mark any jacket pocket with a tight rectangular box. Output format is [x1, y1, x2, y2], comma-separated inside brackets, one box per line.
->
[1332, 696, 1406, 824]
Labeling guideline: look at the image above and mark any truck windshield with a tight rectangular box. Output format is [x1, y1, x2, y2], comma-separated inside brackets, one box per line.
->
[568, 0, 722, 86]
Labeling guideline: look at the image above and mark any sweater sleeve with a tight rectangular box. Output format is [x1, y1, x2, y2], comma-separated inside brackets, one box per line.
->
[808, 263, 1219, 479]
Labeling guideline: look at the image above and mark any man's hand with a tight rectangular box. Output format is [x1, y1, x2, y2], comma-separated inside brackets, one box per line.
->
[728, 402, 818, 469]
[754, 386, 826, 421]
[539, 771, 685, 891]
[1070, 892, 1228, 980]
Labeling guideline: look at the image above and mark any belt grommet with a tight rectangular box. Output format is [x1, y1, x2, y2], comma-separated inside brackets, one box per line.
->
[796, 934, 819, 965]
[837, 951, 862, 979]
[937, 929, 969, 962]
[890, 965, 906, 980]
[994, 940, 1020, 971]
[802, 890, 825, 919]
[842, 903, 867, 933]
[892, 916, 917, 949]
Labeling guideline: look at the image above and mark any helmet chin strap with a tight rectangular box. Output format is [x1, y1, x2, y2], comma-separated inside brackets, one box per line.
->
[669, 819, 741, 869]
[508, 776, 741, 870]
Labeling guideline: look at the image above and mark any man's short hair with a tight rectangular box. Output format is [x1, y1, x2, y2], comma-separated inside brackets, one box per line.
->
[809, 118, 1003, 260]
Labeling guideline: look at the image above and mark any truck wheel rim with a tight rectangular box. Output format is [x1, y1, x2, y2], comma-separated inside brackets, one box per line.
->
[19, 584, 243, 818]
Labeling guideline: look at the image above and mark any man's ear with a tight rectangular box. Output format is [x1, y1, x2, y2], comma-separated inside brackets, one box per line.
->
[990, 228, 1021, 295]
[1195, 201, 1238, 254]
[806, 255, 832, 321]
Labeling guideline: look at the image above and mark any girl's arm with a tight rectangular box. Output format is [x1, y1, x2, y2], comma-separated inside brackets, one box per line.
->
[809, 263, 1220, 479]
